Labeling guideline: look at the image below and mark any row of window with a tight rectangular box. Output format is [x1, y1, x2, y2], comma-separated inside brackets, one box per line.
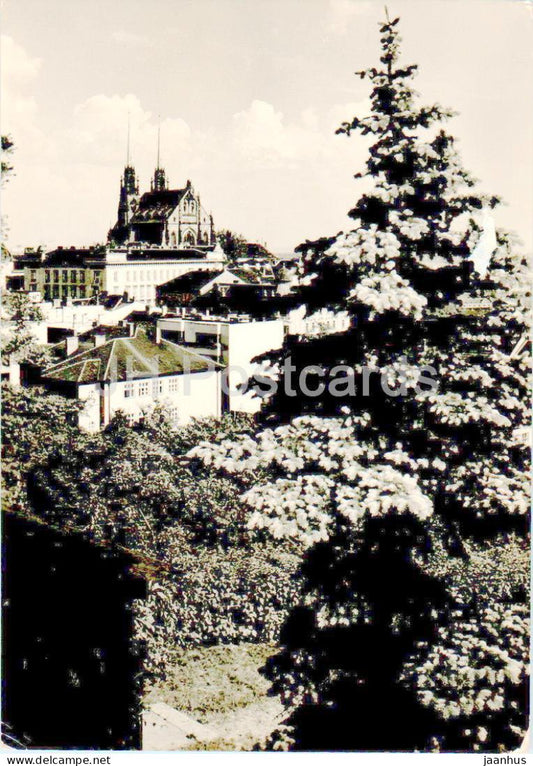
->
[38, 285, 99, 299]
[30, 269, 101, 283]
[112, 266, 207, 283]
[124, 406, 178, 425]
[123, 377, 180, 398]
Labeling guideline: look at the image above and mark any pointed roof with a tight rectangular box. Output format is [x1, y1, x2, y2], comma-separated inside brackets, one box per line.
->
[130, 188, 189, 222]
[41, 327, 219, 384]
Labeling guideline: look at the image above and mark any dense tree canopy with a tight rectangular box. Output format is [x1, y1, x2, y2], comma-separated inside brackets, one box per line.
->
[191, 13, 530, 752]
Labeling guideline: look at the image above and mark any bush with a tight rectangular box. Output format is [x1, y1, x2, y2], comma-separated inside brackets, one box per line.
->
[135, 544, 300, 678]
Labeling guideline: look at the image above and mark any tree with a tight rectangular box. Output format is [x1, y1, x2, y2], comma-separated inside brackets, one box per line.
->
[191, 13, 530, 751]
[216, 229, 248, 262]
[1, 134, 14, 184]
[1, 135, 14, 255]
[1, 291, 52, 365]
[1, 384, 83, 515]
[22, 407, 298, 678]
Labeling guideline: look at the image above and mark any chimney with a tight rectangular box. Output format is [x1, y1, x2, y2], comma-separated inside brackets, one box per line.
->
[155, 325, 162, 344]
[93, 332, 106, 348]
[66, 335, 79, 355]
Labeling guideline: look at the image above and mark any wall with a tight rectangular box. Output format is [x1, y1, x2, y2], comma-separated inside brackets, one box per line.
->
[77, 383, 102, 433]
[227, 320, 284, 413]
[102, 371, 221, 428]
[104, 258, 224, 303]
[157, 317, 284, 414]
[41, 301, 146, 336]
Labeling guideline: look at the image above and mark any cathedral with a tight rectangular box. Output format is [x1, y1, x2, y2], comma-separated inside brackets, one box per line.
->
[21, 157, 224, 304]
[108, 163, 216, 250]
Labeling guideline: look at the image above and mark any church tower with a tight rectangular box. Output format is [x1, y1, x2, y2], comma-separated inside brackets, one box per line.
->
[151, 167, 167, 192]
[151, 123, 168, 191]
[117, 165, 139, 228]
[108, 119, 140, 244]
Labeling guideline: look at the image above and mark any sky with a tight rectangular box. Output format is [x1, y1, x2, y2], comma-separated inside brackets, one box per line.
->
[1, 0, 532, 254]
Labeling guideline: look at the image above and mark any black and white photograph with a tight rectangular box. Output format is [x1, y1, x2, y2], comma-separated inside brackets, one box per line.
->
[0, 0, 531, 755]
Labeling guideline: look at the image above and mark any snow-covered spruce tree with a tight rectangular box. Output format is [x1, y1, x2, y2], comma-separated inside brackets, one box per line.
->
[191, 13, 530, 751]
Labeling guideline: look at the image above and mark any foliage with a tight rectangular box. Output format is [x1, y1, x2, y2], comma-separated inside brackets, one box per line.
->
[1, 134, 14, 183]
[191, 13, 530, 752]
[1, 292, 52, 365]
[1, 393, 297, 679]
[136, 545, 299, 678]
[216, 229, 248, 262]
[1, 383, 83, 515]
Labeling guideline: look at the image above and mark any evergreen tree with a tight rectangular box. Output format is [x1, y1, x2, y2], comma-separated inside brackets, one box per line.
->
[191, 13, 530, 751]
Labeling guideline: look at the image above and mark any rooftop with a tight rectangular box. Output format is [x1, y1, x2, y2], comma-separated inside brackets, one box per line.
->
[42, 326, 219, 384]
[131, 189, 188, 223]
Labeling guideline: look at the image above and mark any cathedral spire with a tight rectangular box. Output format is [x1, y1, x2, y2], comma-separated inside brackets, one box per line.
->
[126, 112, 131, 166]
[156, 118, 160, 169]
[152, 116, 167, 191]
[122, 113, 138, 195]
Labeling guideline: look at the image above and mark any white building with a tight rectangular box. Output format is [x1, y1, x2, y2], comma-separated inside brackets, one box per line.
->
[103, 245, 225, 303]
[157, 315, 285, 413]
[284, 306, 351, 337]
[38, 326, 222, 432]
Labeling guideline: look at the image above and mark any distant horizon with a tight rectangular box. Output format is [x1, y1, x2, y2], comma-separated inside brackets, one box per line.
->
[2, 0, 532, 254]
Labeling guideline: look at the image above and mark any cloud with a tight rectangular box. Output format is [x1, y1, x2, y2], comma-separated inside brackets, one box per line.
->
[231, 98, 370, 171]
[110, 30, 153, 47]
[232, 100, 322, 169]
[67, 94, 191, 171]
[1, 35, 42, 83]
[1, 35, 45, 155]
[327, 0, 373, 35]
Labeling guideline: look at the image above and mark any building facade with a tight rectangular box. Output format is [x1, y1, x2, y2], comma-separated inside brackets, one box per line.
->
[20, 162, 225, 304]
[156, 315, 284, 414]
[37, 326, 222, 431]
[108, 165, 215, 250]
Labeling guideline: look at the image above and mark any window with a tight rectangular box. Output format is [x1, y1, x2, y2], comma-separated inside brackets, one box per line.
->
[113, 271, 119, 282]
[53, 270, 59, 282]
[124, 383, 135, 398]
[79, 270, 85, 282]
[93, 271, 101, 283]
[138, 381, 149, 396]
[152, 379, 163, 396]
[169, 378, 179, 392]
[53, 286, 59, 299]
[167, 406, 179, 422]
[79, 286, 86, 298]
[45, 271, 50, 282]
[30, 270, 37, 279]
[70, 270, 77, 282]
